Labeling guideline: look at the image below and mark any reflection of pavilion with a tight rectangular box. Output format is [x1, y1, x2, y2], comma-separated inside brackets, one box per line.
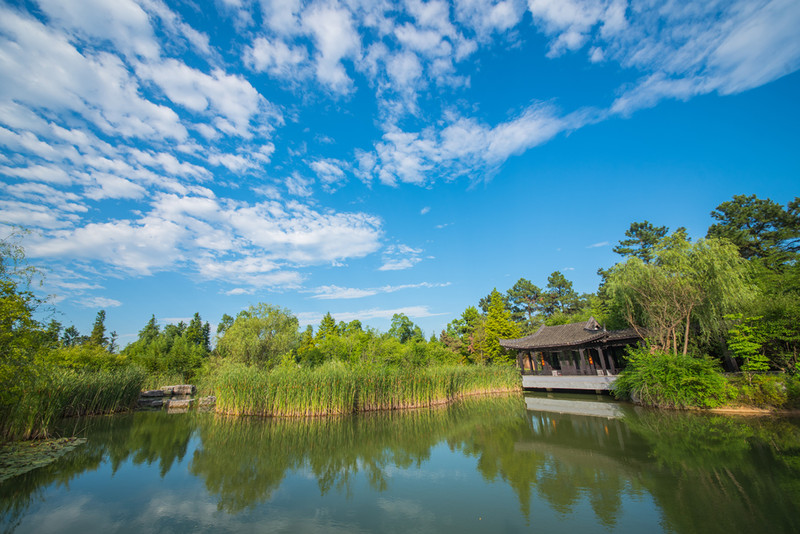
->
[500, 318, 642, 391]
[524, 396, 624, 419]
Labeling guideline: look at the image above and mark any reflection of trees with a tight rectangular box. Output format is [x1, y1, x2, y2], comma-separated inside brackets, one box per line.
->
[624, 410, 800, 534]
[188, 395, 528, 512]
[1, 411, 196, 532]
[458, 397, 648, 527]
[4, 395, 800, 534]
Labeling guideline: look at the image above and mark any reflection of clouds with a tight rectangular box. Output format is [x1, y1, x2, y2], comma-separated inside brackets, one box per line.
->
[16, 488, 370, 533]
[377, 497, 429, 518]
[18, 495, 125, 533]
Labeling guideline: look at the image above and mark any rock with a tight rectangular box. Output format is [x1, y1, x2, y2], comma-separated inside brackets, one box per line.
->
[138, 398, 163, 408]
[161, 385, 196, 396]
[165, 398, 194, 413]
[140, 390, 165, 398]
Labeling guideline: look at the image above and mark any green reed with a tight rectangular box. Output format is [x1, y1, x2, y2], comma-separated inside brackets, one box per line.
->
[1, 366, 147, 441]
[213, 362, 520, 417]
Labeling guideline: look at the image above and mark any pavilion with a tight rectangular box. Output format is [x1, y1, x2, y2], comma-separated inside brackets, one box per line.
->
[499, 317, 642, 378]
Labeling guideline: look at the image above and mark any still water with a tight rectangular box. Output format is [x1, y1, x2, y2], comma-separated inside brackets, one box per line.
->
[2, 393, 799, 533]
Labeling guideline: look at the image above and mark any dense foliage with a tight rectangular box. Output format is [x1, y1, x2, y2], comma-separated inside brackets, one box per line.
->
[611, 348, 730, 409]
[2, 193, 799, 437]
[213, 361, 520, 417]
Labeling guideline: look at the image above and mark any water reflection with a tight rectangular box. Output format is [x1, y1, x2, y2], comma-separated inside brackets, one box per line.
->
[1, 394, 799, 533]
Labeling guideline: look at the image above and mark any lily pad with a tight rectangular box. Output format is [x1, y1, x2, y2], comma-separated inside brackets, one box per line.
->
[0, 437, 87, 483]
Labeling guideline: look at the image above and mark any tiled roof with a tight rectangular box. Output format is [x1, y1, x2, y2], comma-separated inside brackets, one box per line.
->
[499, 317, 641, 350]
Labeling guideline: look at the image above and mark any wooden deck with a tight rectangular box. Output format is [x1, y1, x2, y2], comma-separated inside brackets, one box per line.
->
[521, 374, 617, 392]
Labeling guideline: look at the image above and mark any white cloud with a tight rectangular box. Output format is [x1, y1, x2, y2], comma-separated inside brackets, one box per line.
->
[420, 206, 430, 215]
[527, 0, 627, 57]
[0, 8, 187, 141]
[310, 285, 378, 299]
[309, 158, 348, 188]
[302, 0, 361, 93]
[78, 296, 123, 308]
[372, 104, 586, 185]
[310, 281, 450, 299]
[285, 172, 314, 197]
[587, 241, 609, 248]
[245, 36, 309, 79]
[138, 59, 281, 138]
[379, 244, 423, 271]
[36, 0, 160, 60]
[0, 164, 72, 185]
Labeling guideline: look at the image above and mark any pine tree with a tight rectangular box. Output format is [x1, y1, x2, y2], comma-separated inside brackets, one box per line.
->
[484, 289, 520, 365]
[89, 310, 108, 347]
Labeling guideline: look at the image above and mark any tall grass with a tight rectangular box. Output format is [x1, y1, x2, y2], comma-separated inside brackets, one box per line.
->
[1, 366, 146, 441]
[612, 348, 731, 409]
[213, 361, 520, 417]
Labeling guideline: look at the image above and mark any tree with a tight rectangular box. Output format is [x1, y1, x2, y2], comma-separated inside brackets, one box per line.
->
[483, 289, 520, 365]
[541, 271, 579, 316]
[62, 325, 82, 347]
[316, 312, 339, 341]
[725, 314, 769, 381]
[707, 194, 800, 264]
[216, 303, 300, 367]
[613, 221, 670, 263]
[89, 310, 108, 347]
[0, 230, 46, 432]
[185, 312, 210, 351]
[217, 314, 234, 336]
[388, 313, 424, 343]
[479, 290, 508, 314]
[138, 315, 160, 344]
[606, 234, 756, 355]
[506, 278, 543, 331]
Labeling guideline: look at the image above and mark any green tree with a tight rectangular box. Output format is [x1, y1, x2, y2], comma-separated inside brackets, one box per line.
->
[388, 313, 424, 344]
[89, 309, 108, 347]
[217, 314, 234, 336]
[484, 289, 520, 365]
[185, 312, 210, 351]
[216, 303, 301, 367]
[606, 234, 756, 355]
[0, 230, 46, 434]
[61, 325, 82, 347]
[707, 194, 800, 264]
[506, 278, 543, 332]
[316, 312, 339, 341]
[725, 314, 769, 380]
[613, 221, 670, 263]
[542, 271, 579, 316]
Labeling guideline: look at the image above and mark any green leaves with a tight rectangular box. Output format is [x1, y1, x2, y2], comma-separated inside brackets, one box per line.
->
[707, 194, 800, 263]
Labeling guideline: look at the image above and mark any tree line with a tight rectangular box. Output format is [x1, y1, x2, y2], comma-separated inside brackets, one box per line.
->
[2, 194, 799, 385]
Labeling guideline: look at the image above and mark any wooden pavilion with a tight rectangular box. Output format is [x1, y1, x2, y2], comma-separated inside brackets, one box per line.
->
[500, 317, 641, 377]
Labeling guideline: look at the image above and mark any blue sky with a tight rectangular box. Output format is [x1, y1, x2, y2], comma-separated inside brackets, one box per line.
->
[1, 0, 798, 345]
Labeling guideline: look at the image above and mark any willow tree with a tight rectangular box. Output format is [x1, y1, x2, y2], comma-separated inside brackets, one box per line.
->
[606, 235, 755, 355]
[215, 303, 300, 367]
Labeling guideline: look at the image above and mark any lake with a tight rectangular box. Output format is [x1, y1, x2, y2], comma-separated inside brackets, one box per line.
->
[2, 392, 799, 533]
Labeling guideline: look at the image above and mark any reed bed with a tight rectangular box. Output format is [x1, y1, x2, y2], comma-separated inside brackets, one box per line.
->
[1, 366, 146, 441]
[213, 362, 520, 417]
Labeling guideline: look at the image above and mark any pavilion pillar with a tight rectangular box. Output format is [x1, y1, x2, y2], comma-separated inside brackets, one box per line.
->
[578, 348, 588, 375]
[596, 346, 608, 374]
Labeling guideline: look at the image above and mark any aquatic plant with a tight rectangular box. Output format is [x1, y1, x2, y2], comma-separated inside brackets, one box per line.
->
[1, 366, 146, 441]
[213, 361, 520, 417]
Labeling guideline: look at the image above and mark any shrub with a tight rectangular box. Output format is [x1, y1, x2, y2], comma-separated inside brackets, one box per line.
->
[728, 374, 789, 408]
[612, 348, 730, 409]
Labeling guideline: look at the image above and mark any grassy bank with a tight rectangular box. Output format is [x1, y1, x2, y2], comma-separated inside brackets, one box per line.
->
[213, 362, 521, 417]
[0, 366, 146, 442]
[612, 348, 800, 410]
